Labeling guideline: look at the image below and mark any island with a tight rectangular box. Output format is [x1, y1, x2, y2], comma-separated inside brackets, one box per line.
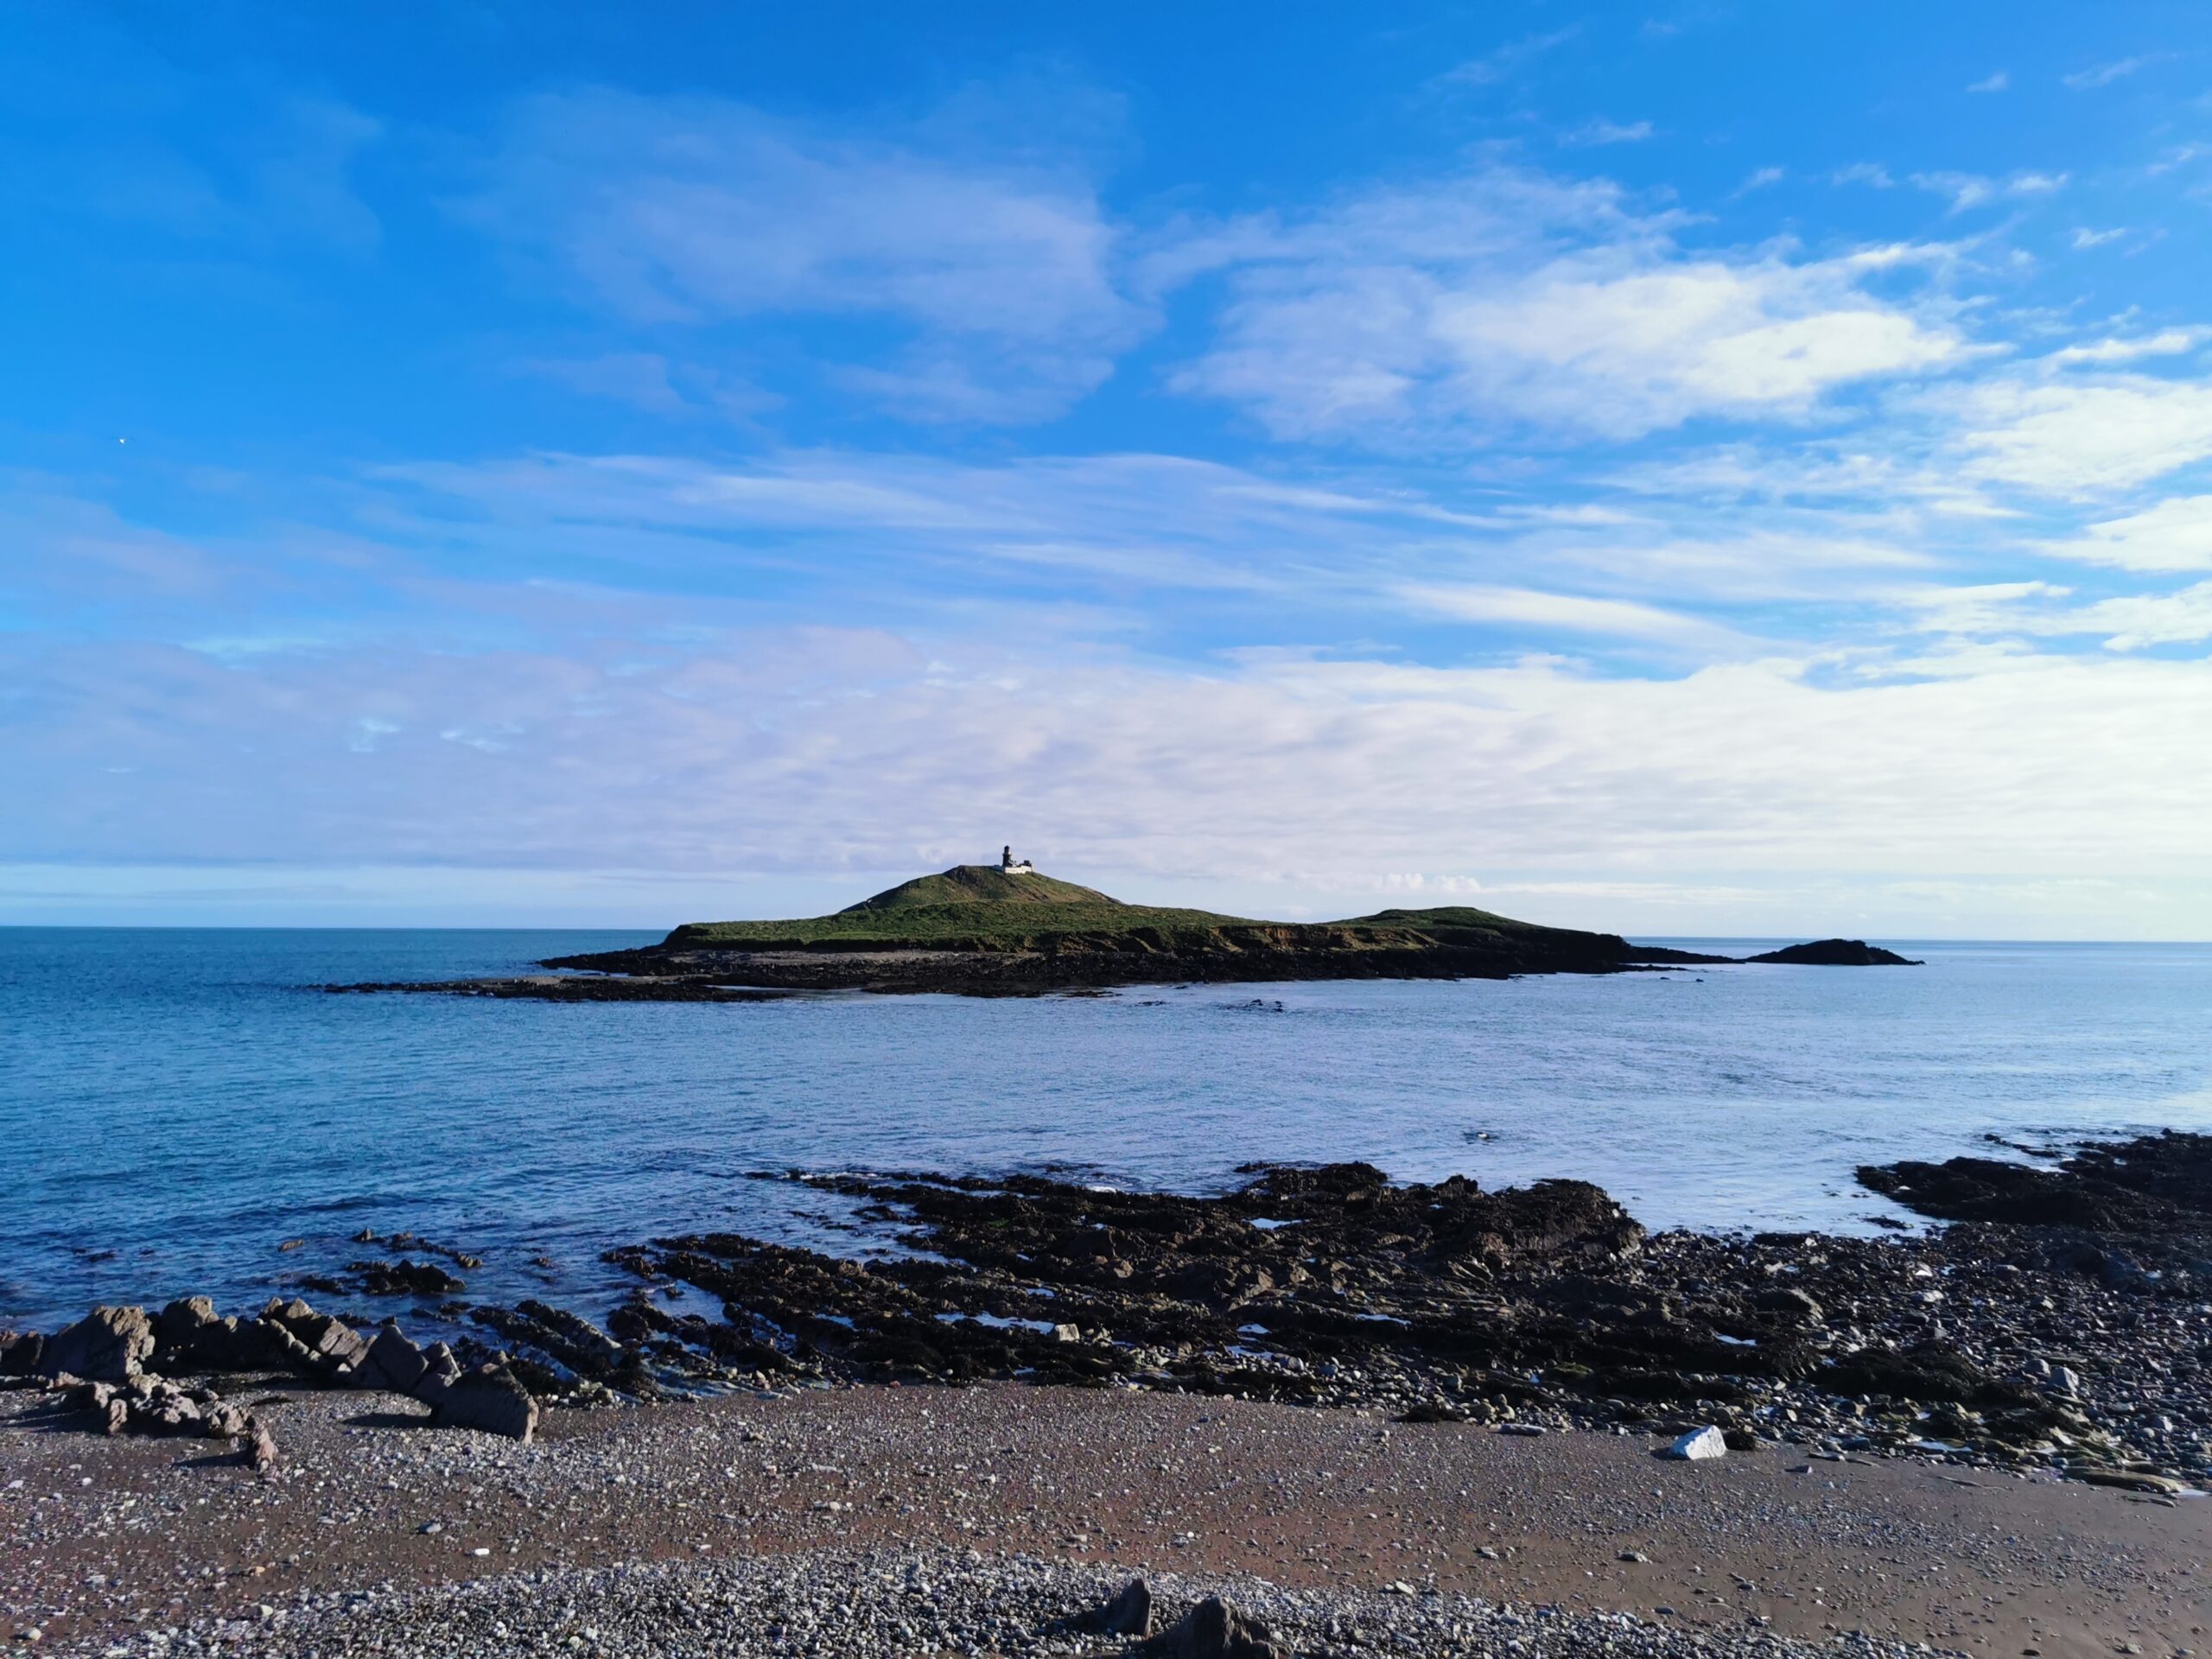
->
[329, 850, 1921, 1000]
[1746, 938, 1923, 966]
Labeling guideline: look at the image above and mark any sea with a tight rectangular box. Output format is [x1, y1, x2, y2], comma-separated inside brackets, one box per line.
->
[3, 928, 2209, 1335]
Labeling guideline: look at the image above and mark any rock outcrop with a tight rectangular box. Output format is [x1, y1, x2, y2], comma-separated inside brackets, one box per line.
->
[40, 1306, 156, 1382]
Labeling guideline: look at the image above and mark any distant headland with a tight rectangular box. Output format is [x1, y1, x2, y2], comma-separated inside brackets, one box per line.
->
[329, 850, 1921, 1001]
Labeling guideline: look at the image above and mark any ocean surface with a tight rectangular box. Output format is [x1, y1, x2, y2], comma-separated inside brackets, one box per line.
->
[3, 927, 2209, 1335]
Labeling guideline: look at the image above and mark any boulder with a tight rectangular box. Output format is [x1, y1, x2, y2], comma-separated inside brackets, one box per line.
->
[1659, 1425, 1728, 1461]
[1752, 1286, 1824, 1324]
[1139, 1596, 1286, 1659]
[359, 1322, 429, 1394]
[0, 1330, 43, 1376]
[432, 1363, 538, 1441]
[1094, 1579, 1154, 1637]
[41, 1306, 155, 1382]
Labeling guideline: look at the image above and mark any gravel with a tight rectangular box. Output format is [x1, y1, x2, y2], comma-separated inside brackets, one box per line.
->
[47, 1544, 1968, 1659]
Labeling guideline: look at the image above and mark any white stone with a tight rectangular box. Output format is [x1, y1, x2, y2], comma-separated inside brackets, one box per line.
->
[1661, 1426, 1728, 1461]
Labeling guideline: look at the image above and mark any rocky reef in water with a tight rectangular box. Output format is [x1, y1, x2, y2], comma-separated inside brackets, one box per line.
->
[9, 1134, 2206, 1489]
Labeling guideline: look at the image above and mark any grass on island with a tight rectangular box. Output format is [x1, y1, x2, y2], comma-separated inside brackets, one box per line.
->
[662, 865, 1582, 953]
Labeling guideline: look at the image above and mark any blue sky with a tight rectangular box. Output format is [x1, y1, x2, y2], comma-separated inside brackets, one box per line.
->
[6, 1, 2212, 935]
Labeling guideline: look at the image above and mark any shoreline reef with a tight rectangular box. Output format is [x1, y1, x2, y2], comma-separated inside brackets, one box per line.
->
[7, 1133, 2205, 1476]
[324, 861, 1918, 1001]
[4, 1132, 2208, 1655]
[3, 1133, 2209, 1656]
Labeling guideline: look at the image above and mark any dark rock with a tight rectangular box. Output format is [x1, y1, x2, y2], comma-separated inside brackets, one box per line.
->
[412, 1342, 463, 1408]
[1752, 1286, 1824, 1323]
[41, 1306, 155, 1382]
[260, 1300, 370, 1370]
[359, 1322, 429, 1394]
[1745, 939, 1920, 965]
[432, 1363, 538, 1440]
[0, 1330, 43, 1376]
[349, 1259, 467, 1297]
[1139, 1595, 1286, 1659]
[469, 1300, 625, 1378]
[1860, 1132, 2212, 1255]
[1092, 1579, 1154, 1637]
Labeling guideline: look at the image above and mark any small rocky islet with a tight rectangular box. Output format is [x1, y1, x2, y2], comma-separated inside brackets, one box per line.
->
[325, 859, 1919, 1000]
[7, 1132, 2205, 1499]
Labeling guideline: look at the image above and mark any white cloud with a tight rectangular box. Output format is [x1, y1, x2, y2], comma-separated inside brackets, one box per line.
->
[1734, 166, 1785, 195]
[2043, 328, 2208, 367]
[462, 88, 1147, 422]
[2070, 226, 2127, 249]
[1941, 374, 2212, 494]
[2042, 495, 2212, 570]
[1903, 575, 2212, 651]
[10, 628, 2212, 885]
[1165, 167, 1967, 442]
[1966, 71, 2010, 94]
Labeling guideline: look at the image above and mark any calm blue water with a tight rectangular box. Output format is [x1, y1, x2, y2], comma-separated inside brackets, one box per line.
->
[3, 928, 2209, 1334]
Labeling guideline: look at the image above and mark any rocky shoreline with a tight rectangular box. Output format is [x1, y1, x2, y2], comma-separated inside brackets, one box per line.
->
[6, 1133, 2208, 1494]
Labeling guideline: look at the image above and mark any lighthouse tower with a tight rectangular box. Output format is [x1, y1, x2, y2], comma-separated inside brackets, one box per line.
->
[1000, 845, 1036, 875]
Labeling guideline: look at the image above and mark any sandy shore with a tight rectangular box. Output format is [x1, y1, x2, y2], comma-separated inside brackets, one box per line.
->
[5, 1381, 2206, 1656]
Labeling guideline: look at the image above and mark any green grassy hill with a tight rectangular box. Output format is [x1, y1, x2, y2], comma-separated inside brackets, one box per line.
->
[665, 863, 1248, 950]
[662, 866, 1575, 953]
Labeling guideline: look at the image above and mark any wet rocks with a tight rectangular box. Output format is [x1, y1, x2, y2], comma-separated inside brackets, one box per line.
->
[1860, 1130, 2212, 1260]
[39, 1306, 155, 1382]
[470, 1300, 626, 1381]
[349, 1258, 467, 1297]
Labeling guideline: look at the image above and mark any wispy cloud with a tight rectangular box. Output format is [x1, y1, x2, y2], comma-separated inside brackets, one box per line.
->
[2063, 54, 2155, 90]
[1438, 29, 1579, 87]
[1831, 162, 1896, 188]
[1396, 582, 1738, 647]
[1966, 71, 2010, 94]
[1909, 169, 2069, 213]
[461, 88, 1147, 423]
[1560, 118, 1655, 148]
[2043, 327, 2209, 367]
